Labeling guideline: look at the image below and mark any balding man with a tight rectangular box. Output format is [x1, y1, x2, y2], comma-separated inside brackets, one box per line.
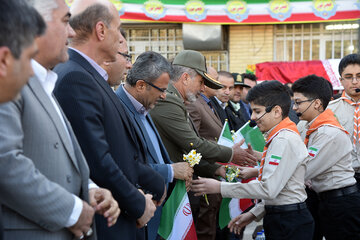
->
[53, 1, 166, 239]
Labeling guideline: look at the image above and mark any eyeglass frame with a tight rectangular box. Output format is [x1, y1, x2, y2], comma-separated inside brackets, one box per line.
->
[293, 99, 315, 107]
[117, 52, 132, 62]
[142, 80, 166, 93]
[340, 75, 360, 82]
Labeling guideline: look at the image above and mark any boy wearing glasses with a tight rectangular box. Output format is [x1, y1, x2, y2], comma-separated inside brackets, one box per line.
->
[292, 75, 360, 240]
[328, 54, 360, 188]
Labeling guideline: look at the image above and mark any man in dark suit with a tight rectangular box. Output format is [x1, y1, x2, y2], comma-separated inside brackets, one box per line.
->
[114, 51, 193, 239]
[53, 1, 166, 239]
[209, 71, 233, 126]
[186, 66, 225, 240]
[0, 1, 45, 239]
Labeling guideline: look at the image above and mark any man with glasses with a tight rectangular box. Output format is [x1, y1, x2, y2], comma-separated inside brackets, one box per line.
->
[328, 54, 360, 189]
[115, 51, 193, 240]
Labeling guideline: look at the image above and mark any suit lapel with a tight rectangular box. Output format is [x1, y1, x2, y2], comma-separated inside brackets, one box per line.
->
[69, 50, 137, 144]
[199, 96, 222, 129]
[116, 87, 159, 163]
[27, 77, 80, 172]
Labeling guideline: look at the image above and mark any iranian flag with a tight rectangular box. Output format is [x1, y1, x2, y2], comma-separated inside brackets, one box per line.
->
[308, 147, 319, 158]
[158, 180, 197, 240]
[218, 176, 255, 229]
[217, 121, 234, 148]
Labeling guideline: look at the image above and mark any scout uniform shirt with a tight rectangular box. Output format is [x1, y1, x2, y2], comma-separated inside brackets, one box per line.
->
[221, 117, 308, 219]
[301, 109, 355, 193]
[328, 92, 360, 172]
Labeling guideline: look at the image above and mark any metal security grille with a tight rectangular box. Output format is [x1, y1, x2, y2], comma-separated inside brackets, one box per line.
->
[274, 21, 359, 61]
[123, 24, 229, 71]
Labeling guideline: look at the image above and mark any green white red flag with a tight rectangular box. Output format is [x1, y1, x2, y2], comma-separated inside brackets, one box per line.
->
[158, 180, 197, 240]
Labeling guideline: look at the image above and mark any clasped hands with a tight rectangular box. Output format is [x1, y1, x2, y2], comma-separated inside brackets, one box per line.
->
[69, 188, 120, 239]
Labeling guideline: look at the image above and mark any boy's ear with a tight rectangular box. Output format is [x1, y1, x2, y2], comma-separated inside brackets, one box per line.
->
[273, 105, 283, 119]
[314, 98, 323, 111]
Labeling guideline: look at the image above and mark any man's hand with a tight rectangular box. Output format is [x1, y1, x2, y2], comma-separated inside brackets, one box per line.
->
[136, 192, 156, 228]
[231, 141, 257, 166]
[191, 177, 221, 196]
[68, 201, 95, 239]
[214, 166, 226, 178]
[89, 188, 120, 227]
[172, 162, 193, 181]
[228, 212, 256, 235]
[238, 167, 258, 179]
[155, 185, 167, 207]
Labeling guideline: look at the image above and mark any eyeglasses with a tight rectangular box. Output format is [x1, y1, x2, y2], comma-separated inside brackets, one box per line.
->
[294, 99, 314, 107]
[118, 52, 132, 62]
[341, 75, 360, 82]
[144, 80, 166, 93]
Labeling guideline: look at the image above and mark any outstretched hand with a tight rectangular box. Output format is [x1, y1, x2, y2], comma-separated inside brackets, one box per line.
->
[231, 140, 257, 166]
[228, 212, 256, 235]
[191, 177, 221, 196]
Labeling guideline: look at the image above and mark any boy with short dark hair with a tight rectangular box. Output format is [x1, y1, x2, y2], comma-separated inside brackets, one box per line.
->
[191, 81, 314, 240]
[292, 74, 360, 240]
[327, 54, 360, 188]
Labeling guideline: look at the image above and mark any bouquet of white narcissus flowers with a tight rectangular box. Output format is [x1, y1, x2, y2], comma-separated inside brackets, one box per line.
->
[224, 165, 241, 182]
[183, 149, 202, 167]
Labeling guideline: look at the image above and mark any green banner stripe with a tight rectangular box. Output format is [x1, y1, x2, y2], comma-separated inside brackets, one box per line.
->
[158, 180, 187, 238]
[309, 147, 318, 151]
[270, 155, 281, 160]
[121, 0, 308, 5]
[219, 198, 232, 229]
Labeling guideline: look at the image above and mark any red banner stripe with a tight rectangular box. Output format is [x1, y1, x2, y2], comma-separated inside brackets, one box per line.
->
[120, 10, 360, 24]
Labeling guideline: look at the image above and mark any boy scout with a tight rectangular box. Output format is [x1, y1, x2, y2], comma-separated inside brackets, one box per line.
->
[292, 75, 360, 240]
[328, 54, 360, 188]
[191, 81, 314, 239]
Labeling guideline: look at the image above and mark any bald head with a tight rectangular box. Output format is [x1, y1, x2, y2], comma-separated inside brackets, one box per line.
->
[70, 0, 113, 16]
[207, 66, 218, 81]
[69, 0, 119, 45]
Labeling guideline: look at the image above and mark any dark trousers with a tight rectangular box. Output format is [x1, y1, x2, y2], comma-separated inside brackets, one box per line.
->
[263, 203, 314, 240]
[319, 191, 360, 240]
[305, 187, 324, 240]
[195, 193, 222, 240]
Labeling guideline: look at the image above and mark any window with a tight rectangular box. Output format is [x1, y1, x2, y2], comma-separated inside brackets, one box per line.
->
[274, 22, 358, 61]
[123, 24, 229, 71]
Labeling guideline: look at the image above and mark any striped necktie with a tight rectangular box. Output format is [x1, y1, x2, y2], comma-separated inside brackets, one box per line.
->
[341, 92, 360, 146]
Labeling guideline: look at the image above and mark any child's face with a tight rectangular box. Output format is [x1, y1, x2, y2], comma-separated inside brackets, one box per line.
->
[250, 103, 277, 132]
[293, 92, 316, 122]
[340, 64, 360, 99]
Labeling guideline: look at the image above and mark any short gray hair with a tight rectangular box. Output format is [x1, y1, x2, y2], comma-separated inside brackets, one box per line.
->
[171, 65, 198, 82]
[70, 4, 113, 44]
[29, 0, 58, 22]
[126, 51, 172, 86]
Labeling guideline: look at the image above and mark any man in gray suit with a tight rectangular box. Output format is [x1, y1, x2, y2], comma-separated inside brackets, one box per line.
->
[0, 2, 46, 240]
[0, 0, 120, 239]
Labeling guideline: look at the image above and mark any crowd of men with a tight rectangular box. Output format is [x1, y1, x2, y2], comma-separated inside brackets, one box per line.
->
[1, 0, 360, 240]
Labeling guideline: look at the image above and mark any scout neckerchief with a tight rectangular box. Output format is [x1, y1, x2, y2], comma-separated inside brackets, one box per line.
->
[258, 117, 299, 181]
[304, 108, 348, 146]
[341, 92, 360, 146]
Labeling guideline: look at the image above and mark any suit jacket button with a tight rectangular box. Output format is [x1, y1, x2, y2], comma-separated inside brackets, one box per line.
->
[66, 175, 71, 183]
[54, 142, 59, 149]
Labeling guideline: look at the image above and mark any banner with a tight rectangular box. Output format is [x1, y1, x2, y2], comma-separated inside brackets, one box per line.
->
[66, 0, 360, 24]
[255, 59, 342, 90]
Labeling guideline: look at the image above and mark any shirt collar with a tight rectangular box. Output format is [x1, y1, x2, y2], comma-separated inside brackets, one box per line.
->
[214, 96, 227, 109]
[200, 93, 210, 104]
[31, 59, 58, 95]
[122, 85, 148, 116]
[69, 47, 108, 81]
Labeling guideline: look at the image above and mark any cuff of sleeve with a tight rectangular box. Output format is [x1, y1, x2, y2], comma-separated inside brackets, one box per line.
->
[220, 182, 238, 198]
[249, 202, 265, 221]
[229, 148, 234, 163]
[65, 195, 83, 227]
[168, 164, 174, 183]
